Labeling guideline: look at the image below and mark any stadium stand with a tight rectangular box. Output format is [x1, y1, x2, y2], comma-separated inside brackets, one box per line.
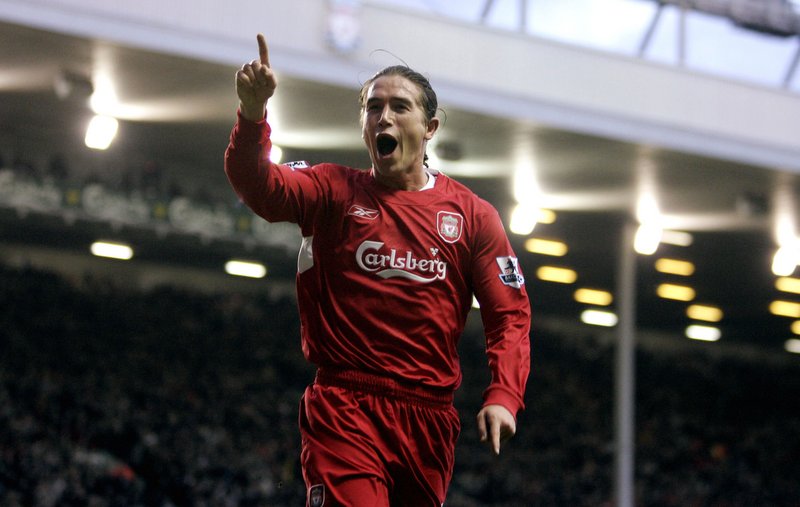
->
[1, 263, 799, 506]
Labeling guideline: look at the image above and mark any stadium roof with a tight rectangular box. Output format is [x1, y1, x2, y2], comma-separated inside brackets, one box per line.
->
[2, 10, 800, 357]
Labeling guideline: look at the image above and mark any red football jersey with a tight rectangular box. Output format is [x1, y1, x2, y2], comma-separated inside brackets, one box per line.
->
[225, 113, 531, 415]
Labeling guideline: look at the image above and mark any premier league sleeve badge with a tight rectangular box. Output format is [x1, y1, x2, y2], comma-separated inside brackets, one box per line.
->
[496, 256, 525, 289]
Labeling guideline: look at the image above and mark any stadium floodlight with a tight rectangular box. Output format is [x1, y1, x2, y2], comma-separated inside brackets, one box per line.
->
[537, 209, 556, 224]
[770, 300, 800, 318]
[90, 241, 133, 260]
[656, 283, 695, 301]
[525, 238, 568, 257]
[655, 258, 695, 276]
[85, 115, 118, 150]
[269, 144, 283, 164]
[785, 338, 800, 354]
[574, 288, 613, 306]
[581, 309, 618, 327]
[536, 266, 577, 284]
[225, 260, 267, 279]
[660, 230, 693, 247]
[772, 245, 798, 277]
[634, 194, 662, 255]
[686, 304, 724, 322]
[775, 277, 800, 294]
[686, 324, 721, 342]
[509, 202, 537, 235]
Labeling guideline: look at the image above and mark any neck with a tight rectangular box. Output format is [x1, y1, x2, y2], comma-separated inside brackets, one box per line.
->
[373, 166, 429, 191]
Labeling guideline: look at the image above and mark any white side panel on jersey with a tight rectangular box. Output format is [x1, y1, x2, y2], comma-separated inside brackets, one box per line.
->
[298, 236, 314, 274]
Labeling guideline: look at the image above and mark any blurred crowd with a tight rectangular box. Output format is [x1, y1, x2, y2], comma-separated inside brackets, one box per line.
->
[1, 151, 222, 206]
[1, 263, 799, 506]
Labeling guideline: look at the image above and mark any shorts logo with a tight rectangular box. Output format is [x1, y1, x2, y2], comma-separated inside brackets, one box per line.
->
[497, 256, 524, 289]
[309, 484, 325, 507]
[348, 204, 379, 220]
[437, 211, 463, 243]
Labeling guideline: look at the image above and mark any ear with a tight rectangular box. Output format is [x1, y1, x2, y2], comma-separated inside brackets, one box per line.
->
[425, 117, 440, 141]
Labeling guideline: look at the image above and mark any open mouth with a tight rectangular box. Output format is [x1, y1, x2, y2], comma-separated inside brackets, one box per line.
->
[376, 133, 398, 157]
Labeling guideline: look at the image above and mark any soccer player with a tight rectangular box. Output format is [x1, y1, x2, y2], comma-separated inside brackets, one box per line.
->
[224, 34, 531, 507]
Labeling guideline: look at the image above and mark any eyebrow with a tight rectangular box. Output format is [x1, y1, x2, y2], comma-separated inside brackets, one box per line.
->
[366, 96, 415, 108]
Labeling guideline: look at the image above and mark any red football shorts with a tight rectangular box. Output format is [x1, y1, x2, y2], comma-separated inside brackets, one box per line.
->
[299, 368, 461, 507]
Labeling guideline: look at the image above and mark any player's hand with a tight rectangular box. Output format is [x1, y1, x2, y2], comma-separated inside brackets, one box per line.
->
[236, 33, 278, 122]
[477, 404, 516, 455]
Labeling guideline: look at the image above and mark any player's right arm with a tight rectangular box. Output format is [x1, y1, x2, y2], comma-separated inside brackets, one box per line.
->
[224, 34, 320, 226]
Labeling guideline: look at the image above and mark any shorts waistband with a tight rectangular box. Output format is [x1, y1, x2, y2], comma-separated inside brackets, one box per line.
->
[315, 367, 454, 409]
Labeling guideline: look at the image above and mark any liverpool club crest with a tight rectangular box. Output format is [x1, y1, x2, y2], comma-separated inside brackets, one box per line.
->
[309, 484, 325, 507]
[437, 211, 463, 243]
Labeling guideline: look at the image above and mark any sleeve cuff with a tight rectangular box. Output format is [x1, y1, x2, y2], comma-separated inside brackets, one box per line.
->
[235, 108, 270, 143]
[482, 385, 525, 419]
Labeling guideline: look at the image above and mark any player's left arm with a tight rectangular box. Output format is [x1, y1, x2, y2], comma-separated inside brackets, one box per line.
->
[470, 206, 532, 455]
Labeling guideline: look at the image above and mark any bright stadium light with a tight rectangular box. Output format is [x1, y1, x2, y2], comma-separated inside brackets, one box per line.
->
[656, 283, 695, 302]
[537, 209, 556, 224]
[581, 309, 618, 327]
[776, 277, 800, 294]
[509, 202, 537, 236]
[686, 324, 721, 342]
[525, 238, 568, 257]
[574, 288, 613, 306]
[785, 338, 800, 354]
[660, 230, 693, 247]
[634, 222, 661, 255]
[655, 258, 695, 276]
[270, 144, 283, 163]
[225, 260, 267, 279]
[686, 304, 723, 323]
[536, 266, 577, 284]
[634, 194, 662, 255]
[85, 115, 119, 150]
[90, 241, 133, 260]
[770, 300, 800, 318]
[772, 245, 798, 276]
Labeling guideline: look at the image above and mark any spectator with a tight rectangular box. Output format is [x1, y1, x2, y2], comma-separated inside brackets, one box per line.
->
[1, 264, 799, 506]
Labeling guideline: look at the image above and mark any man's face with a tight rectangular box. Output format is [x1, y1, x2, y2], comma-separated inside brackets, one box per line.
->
[361, 75, 438, 179]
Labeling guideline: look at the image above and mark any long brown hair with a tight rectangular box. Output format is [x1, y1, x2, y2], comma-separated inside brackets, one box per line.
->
[359, 65, 438, 166]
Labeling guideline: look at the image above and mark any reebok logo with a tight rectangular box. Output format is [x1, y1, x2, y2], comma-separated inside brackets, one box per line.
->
[356, 240, 447, 283]
[348, 204, 379, 220]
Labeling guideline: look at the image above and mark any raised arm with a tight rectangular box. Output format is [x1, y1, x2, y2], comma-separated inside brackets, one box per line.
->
[225, 34, 324, 226]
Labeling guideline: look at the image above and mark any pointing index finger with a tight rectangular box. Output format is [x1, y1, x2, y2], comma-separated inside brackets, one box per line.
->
[257, 33, 270, 67]
[490, 419, 501, 455]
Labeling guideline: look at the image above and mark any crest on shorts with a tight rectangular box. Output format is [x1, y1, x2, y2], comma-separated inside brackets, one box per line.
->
[309, 484, 325, 507]
[496, 256, 524, 289]
[437, 211, 463, 243]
